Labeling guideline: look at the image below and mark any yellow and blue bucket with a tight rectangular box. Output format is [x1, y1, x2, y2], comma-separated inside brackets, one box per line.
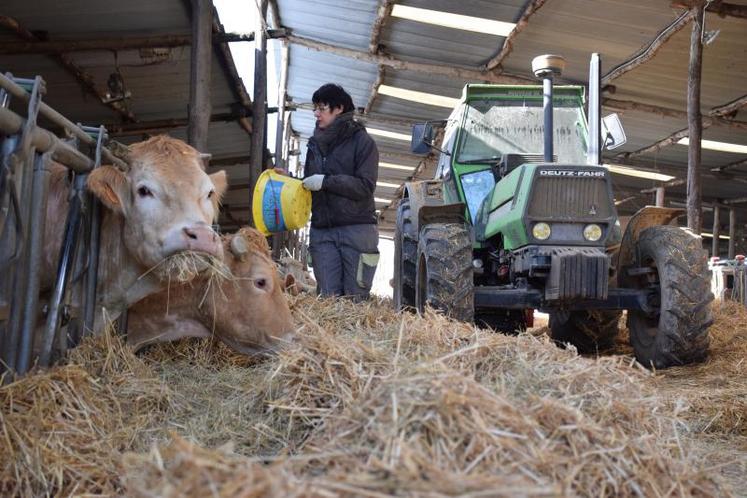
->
[252, 169, 312, 236]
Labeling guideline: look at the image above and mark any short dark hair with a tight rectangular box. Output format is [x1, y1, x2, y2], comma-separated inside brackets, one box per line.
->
[312, 84, 355, 113]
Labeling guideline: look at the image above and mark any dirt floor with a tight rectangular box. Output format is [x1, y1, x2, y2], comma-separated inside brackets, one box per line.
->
[1, 297, 745, 497]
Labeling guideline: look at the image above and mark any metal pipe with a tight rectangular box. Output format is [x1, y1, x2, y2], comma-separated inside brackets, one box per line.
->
[712, 204, 720, 257]
[729, 208, 736, 259]
[587, 53, 601, 165]
[0, 107, 93, 172]
[543, 76, 553, 162]
[16, 152, 51, 373]
[0, 72, 128, 170]
[83, 128, 105, 335]
[38, 174, 86, 367]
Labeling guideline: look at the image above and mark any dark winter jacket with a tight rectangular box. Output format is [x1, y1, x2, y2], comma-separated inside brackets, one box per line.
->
[304, 121, 379, 228]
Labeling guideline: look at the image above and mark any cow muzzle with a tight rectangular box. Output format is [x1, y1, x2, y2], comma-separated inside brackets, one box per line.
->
[162, 223, 223, 259]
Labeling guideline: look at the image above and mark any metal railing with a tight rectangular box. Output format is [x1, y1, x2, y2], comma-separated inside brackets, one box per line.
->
[0, 71, 125, 379]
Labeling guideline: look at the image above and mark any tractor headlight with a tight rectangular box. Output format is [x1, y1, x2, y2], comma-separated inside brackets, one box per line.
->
[532, 222, 551, 240]
[583, 223, 603, 242]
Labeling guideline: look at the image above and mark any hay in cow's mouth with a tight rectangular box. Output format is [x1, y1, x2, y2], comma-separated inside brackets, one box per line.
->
[141, 251, 231, 284]
[1, 297, 745, 496]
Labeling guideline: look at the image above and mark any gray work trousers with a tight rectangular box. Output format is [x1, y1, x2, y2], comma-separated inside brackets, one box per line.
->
[309, 224, 379, 300]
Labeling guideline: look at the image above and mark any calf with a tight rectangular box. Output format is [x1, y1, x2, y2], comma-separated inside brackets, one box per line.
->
[43, 135, 227, 331]
[126, 227, 296, 355]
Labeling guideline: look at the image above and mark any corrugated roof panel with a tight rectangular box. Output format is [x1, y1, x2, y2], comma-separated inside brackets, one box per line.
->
[502, 0, 685, 83]
[610, 12, 747, 111]
[278, 0, 377, 50]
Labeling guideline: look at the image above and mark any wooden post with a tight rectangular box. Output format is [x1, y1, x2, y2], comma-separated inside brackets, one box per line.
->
[655, 187, 665, 207]
[188, 0, 212, 152]
[712, 204, 720, 257]
[249, 0, 269, 214]
[729, 208, 737, 259]
[274, 40, 289, 169]
[686, 4, 705, 234]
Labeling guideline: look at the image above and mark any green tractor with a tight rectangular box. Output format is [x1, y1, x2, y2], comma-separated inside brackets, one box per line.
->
[393, 54, 713, 369]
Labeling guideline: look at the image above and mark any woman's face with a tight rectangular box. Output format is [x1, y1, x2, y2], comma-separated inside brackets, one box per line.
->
[314, 103, 344, 130]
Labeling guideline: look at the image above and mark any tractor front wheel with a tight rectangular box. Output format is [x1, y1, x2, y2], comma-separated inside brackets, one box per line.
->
[393, 198, 417, 310]
[625, 225, 712, 368]
[415, 223, 473, 322]
[549, 310, 622, 354]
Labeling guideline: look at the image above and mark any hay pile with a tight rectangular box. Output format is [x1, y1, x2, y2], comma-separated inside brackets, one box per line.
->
[2, 295, 744, 497]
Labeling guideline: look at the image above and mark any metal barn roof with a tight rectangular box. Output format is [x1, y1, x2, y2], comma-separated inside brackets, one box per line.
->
[1, 0, 746, 243]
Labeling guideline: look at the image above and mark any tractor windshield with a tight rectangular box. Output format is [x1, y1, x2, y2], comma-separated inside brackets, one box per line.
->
[457, 97, 588, 164]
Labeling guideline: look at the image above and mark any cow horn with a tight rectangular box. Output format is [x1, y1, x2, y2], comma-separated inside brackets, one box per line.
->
[230, 235, 249, 259]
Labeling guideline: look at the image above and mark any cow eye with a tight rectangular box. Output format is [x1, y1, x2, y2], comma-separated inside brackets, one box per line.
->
[254, 278, 267, 290]
[207, 189, 215, 199]
[137, 186, 153, 198]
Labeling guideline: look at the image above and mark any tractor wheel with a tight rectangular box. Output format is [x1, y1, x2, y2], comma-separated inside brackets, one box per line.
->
[393, 199, 417, 310]
[476, 310, 528, 334]
[549, 310, 622, 353]
[415, 223, 473, 322]
[626, 225, 712, 368]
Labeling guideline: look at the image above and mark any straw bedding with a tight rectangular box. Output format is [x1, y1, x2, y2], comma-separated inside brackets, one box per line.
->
[1, 296, 745, 497]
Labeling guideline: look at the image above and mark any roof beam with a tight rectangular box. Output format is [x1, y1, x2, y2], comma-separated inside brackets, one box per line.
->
[286, 34, 533, 84]
[673, 1, 747, 19]
[602, 10, 695, 85]
[212, 15, 254, 136]
[369, 0, 395, 54]
[485, 0, 549, 71]
[104, 112, 248, 136]
[603, 97, 747, 130]
[711, 157, 747, 173]
[0, 31, 287, 55]
[616, 94, 747, 160]
[0, 15, 136, 122]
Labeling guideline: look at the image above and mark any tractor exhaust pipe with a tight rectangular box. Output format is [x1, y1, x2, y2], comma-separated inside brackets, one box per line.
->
[587, 53, 601, 165]
[532, 55, 565, 163]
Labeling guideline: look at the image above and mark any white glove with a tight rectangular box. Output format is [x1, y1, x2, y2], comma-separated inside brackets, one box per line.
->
[302, 174, 325, 191]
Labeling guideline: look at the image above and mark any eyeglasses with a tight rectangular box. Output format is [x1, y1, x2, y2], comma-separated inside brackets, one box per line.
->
[312, 104, 330, 113]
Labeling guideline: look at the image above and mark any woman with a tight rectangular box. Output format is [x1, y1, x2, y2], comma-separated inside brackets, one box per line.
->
[301, 83, 379, 300]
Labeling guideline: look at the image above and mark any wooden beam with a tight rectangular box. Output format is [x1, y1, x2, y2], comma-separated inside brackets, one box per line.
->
[0, 15, 135, 122]
[712, 204, 721, 256]
[603, 97, 747, 130]
[687, 5, 705, 234]
[249, 0, 269, 216]
[212, 19, 254, 138]
[711, 157, 747, 173]
[369, 0, 395, 54]
[104, 112, 246, 136]
[365, 66, 385, 115]
[188, 0, 212, 151]
[267, 0, 282, 29]
[274, 40, 290, 169]
[729, 208, 737, 258]
[286, 35, 533, 84]
[602, 10, 695, 84]
[616, 94, 747, 160]
[485, 0, 549, 71]
[673, 1, 747, 19]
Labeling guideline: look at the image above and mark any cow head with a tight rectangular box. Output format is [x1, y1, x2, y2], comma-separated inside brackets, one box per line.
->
[205, 228, 296, 354]
[88, 135, 227, 278]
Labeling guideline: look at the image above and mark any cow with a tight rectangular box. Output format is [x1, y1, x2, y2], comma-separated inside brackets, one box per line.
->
[42, 135, 227, 332]
[126, 227, 296, 355]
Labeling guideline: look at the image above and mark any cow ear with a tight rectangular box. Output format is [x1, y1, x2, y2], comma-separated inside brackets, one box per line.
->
[209, 170, 227, 212]
[88, 166, 128, 213]
[283, 273, 299, 295]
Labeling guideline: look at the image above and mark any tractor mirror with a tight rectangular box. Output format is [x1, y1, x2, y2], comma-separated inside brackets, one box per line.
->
[411, 122, 435, 155]
[602, 113, 627, 150]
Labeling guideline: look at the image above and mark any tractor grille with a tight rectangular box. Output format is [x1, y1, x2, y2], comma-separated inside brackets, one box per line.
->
[528, 176, 611, 219]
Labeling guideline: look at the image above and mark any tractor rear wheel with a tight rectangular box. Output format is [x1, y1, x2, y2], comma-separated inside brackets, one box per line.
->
[626, 225, 712, 368]
[415, 223, 473, 322]
[549, 310, 622, 353]
[393, 198, 417, 310]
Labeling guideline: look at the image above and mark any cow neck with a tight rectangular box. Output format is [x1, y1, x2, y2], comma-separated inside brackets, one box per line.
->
[94, 210, 161, 327]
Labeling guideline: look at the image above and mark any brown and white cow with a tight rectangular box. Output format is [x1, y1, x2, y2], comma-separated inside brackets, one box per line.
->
[43, 135, 227, 331]
[126, 227, 296, 355]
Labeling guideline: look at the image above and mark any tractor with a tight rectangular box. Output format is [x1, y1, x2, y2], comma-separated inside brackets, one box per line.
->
[393, 54, 713, 369]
